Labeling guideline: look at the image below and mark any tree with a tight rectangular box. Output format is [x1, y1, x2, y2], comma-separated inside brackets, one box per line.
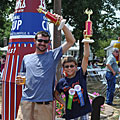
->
[47, 0, 120, 58]
[1, 0, 120, 59]
[0, 0, 16, 46]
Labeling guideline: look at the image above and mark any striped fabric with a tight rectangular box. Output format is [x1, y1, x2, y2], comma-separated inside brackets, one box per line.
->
[2, 0, 50, 120]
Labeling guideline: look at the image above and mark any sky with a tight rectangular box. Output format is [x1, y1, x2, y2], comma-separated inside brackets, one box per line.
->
[116, 10, 120, 18]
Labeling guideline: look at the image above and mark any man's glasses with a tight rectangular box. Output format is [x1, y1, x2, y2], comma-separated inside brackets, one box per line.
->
[64, 65, 75, 68]
[37, 39, 49, 43]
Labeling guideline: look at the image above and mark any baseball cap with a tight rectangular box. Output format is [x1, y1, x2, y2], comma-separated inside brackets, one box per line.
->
[112, 48, 119, 52]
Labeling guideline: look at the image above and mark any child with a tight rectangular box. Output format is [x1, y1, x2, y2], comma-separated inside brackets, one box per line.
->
[54, 43, 92, 120]
[118, 61, 120, 73]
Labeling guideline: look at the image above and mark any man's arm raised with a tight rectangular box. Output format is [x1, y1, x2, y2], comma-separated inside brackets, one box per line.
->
[61, 25, 75, 54]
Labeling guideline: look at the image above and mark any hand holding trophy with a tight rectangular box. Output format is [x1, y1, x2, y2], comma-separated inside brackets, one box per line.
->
[82, 9, 94, 43]
[37, 5, 66, 30]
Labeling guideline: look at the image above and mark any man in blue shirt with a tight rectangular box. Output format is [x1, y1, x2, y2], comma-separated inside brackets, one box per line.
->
[105, 48, 119, 105]
[16, 14, 75, 120]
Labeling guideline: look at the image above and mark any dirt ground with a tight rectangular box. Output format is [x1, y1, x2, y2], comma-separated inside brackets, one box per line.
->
[87, 76, 120, 109]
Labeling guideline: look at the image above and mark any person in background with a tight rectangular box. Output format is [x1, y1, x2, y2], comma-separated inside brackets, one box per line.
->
[87, 61, 93, 69]
[1, 54, 6, 72]
[54, 42, 92, 120]
[16, 14, 75, 120]
[105, 48, 119, 105]
[92, 61, 98, 68]
[77, 57, 82, 68]
[118, 61, 120, 73]
[103, 57, 106, 66]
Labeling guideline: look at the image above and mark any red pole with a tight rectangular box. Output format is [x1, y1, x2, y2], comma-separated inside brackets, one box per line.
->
[2, 0, 49, 119]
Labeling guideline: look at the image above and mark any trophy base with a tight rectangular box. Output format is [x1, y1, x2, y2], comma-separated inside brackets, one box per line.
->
[82, 39, 94, 43]
[58, 19, 66, 30]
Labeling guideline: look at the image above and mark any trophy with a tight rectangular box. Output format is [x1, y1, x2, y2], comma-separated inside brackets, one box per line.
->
[37, 6, 66, 30]
[82, 9, 94, 43]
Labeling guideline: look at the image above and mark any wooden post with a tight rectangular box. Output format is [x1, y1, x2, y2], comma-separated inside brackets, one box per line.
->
[53, 0, 62, 81]
[53, 1, 62, 120]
